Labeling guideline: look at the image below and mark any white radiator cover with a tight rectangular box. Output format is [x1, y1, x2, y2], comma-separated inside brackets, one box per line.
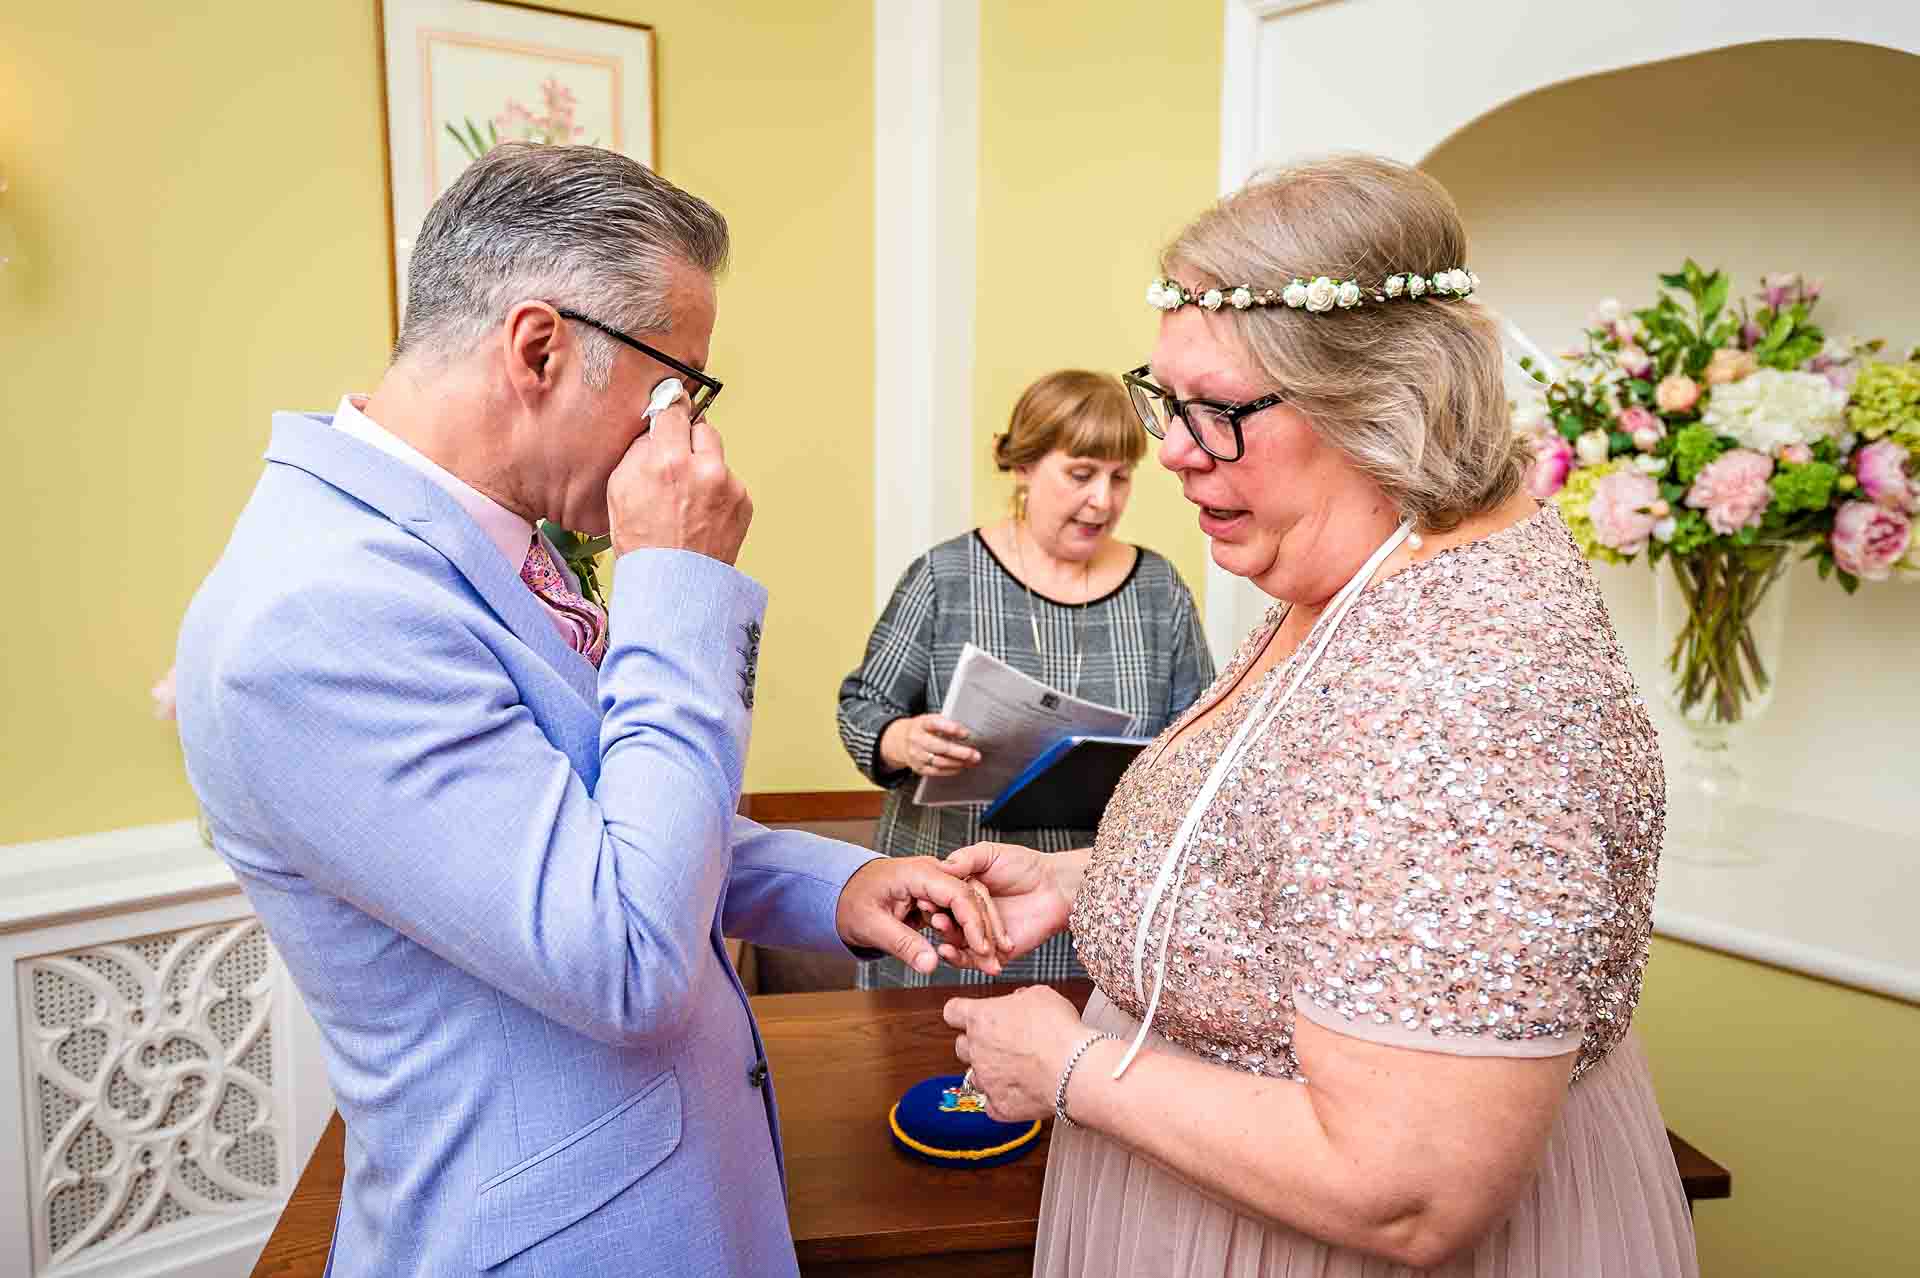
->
[2, 822, 333, 1278]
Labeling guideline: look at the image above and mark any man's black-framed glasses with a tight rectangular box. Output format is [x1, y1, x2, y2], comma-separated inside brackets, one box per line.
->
[555, 306, 724, 422]
[1122, 365, 1285, 463]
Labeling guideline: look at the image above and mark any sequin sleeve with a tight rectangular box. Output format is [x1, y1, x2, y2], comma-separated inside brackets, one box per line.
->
[1283, 623, 1639, 1060]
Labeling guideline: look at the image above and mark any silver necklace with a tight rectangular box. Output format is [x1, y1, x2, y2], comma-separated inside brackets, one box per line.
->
[1010, 522, 1091, 697]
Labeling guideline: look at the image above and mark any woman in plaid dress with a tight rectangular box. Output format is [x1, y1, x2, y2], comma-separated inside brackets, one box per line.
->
[838, 370, 1215, 988]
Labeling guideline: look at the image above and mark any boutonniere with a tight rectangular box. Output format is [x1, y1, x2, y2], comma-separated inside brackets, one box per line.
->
[539, 523, 612, 608]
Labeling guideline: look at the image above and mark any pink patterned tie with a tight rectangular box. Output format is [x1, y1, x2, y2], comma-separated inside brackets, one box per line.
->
[519, 534, 609, 668]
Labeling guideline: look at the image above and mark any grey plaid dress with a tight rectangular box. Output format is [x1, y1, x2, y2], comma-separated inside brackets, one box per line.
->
[838, 530, 1215, 988]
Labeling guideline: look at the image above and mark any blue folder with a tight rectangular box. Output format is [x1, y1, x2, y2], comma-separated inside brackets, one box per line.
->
[979, 735, 1151, 832]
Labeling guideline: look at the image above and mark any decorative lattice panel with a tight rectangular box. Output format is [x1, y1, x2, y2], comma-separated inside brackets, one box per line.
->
[19, 920, 284, 1270]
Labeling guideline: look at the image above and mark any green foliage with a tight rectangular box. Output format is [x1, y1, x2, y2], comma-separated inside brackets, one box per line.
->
[1768, 462, 1839, 515]
[1669, 424, 1727, 486]
[1664, 509, 1714, 556]
[1847, 360, 1920, 444]
[446, 117, 500, 163]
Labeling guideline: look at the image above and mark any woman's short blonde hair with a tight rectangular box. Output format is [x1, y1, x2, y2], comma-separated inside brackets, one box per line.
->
[992, 369, 1145, 473]
[1162, 154, 1524, 531]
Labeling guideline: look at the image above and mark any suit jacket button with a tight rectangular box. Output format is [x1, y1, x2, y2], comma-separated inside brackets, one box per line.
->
[748, 1059, 768, 1088]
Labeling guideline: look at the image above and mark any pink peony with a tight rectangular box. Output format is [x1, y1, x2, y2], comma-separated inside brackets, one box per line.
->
[1526, 434, 1575, 500]
[1855, 439, 1917, 511]
[152, 667, 178, 721]
[1831, 501, 1912, 581]
[1706, 347, 1758, 385]
[1655, 374, 1701, 414]
[1617, 405, 1661, 436]
[1588, 468, 1663, 554]
[1685, 448, 1775, 535]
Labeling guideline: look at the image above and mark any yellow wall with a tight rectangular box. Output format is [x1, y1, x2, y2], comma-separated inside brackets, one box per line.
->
[0, 0, 873, 841]
[1638, 940, 1919, 1274]
[972, 0, 1217, 595]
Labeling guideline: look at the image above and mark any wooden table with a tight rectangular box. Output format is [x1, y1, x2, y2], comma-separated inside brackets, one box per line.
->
[252, 982, 1730, 1277]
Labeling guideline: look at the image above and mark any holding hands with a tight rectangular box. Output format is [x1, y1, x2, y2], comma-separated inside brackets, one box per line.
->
[922, 842, 1079, 971]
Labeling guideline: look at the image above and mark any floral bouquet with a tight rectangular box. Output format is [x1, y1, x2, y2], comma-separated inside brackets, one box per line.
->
[1518, 261, 1920, 727]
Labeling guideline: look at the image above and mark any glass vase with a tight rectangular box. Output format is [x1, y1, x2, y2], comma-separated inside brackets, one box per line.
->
[1653, 543, 1793, 865]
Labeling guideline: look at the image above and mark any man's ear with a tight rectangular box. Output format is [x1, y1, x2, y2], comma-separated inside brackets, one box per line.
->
[502, 302, 564, 395]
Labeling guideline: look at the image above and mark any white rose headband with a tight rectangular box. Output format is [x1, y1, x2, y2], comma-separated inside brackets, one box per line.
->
[1147, 269, 1479, 315]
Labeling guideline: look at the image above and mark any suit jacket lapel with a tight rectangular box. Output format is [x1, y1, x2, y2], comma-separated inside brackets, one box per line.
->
[263, 413, 601, 707]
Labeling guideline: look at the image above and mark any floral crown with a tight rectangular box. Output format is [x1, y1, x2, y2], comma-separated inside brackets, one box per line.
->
[1146, 269, 1479, 315]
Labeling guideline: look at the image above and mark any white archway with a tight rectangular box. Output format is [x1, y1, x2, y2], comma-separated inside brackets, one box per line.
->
[1203, 0, 1920, 658]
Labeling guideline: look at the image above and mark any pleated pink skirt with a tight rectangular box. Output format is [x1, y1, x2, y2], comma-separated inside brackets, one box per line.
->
[1035, 990, 1698, 1277]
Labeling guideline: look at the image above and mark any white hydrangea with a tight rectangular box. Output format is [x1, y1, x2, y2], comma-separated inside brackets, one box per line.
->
[1282, 280, 1309, 308]
[1304, 276, 1338, 312]
[1230, 286, 1253, 310]
[1700, 368, 1849, 453]
[1335, 280, 1361, 308]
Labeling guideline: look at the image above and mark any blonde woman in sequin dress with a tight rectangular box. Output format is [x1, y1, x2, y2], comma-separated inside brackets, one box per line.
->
[930, 157, 1697, 1277]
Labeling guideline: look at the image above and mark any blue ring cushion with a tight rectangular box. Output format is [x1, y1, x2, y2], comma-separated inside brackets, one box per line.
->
[888, 1073, 1043, 1170]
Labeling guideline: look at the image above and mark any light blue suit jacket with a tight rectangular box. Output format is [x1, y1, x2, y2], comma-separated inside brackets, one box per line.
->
[176, 413, 878, 1276]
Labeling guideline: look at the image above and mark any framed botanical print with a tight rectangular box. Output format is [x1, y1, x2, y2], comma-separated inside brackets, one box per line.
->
[377, 0, 657, 323]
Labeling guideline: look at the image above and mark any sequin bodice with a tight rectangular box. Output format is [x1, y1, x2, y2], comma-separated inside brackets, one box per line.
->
[1072, 507, 1663, 1082]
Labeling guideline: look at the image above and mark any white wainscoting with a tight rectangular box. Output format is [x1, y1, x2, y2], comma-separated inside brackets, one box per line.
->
[2, 823, 333, 1278]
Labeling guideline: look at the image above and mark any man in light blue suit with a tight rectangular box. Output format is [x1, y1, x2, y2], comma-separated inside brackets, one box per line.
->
[175, 144, 1003, 1276]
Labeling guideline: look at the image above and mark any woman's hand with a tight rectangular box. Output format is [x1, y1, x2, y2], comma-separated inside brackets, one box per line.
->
[879, 714, 982, 777]
[943, 985, 1085, 1123]
[923, 843, 1079, 969]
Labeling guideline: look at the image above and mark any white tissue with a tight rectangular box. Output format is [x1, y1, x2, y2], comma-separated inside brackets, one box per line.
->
[645, 377, 685, 420]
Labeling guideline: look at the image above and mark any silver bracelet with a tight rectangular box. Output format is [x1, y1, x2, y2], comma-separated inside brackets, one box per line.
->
[1053, 1031, 1116, 1129]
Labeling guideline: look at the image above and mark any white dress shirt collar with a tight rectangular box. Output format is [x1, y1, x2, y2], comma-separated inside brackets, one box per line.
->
[331, 394, 533, 571]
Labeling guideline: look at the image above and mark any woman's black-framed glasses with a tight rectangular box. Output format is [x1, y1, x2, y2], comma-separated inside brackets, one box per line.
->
[554, 306, 724, 422]
[1122, 365, 1285, 463]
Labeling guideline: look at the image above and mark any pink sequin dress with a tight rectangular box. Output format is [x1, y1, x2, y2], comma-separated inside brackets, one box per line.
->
[1036, 506, 1698, 1277]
